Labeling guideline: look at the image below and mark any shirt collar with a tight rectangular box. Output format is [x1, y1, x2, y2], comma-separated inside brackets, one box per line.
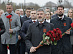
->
[58, 15, 64, 20]
[32, 19, 37, 22]
[46, 19, 50, 23]
[39, 21, 44, 24]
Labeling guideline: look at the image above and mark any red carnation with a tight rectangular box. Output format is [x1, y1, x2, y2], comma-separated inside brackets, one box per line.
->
[56, 28, 60, 30]
[51, 38, 54, 42]
[6, 15, 12, 19]
[51, 31, 54, 34]
[46, 32, 50, 36]
[7, 46, 9, 49]
[53, 29, 56, 33]
[60, 35, 62, 38]
[71, 23, 73, 28]
[52, 34, 56, 38]
[0, 28, 1, 31]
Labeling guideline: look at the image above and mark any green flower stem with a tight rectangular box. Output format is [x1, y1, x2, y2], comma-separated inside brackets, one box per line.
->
[10, 34, 12, 38]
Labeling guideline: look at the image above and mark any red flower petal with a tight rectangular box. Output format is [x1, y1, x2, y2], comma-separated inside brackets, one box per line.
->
[71, 23, 73, 28]
[6, 15, 12, 19]
[0, 28, 1, 31]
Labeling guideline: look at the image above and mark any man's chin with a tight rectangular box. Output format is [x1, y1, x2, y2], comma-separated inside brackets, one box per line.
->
[58, 14, 63, 17]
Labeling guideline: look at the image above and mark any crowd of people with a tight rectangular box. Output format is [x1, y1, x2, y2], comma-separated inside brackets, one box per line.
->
[0, 3, 73, 54]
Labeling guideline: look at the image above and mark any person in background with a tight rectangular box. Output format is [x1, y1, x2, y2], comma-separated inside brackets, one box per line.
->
[20, 10, 37, 54]
[54, 10, 58, 15]
[50, 5, 73, 54]
[0, 9, 4, 17]
[15, 9, 20, 16]
[51, 10, 58, 19]
[67, 8, 73, 54]
[45, 11, 51, 23]
[15, 9, 21, 54]
[20, 8, 31, 26]
[19, 8, 32, 54]
[20, 9, 24, 18]
[1, 3, 21, 54]
[0, 9, 5, 54]
[45, 7, 50, 12]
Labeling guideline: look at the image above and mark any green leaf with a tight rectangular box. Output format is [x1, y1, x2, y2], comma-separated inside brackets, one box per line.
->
[54, 41, 57, 45]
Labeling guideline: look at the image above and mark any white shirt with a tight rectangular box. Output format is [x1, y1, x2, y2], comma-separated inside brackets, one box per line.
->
[32, 19, 37, 23]
[58, 15, 64, 20]
[39, 21, 44, 24]
[46, 19, 50, 23]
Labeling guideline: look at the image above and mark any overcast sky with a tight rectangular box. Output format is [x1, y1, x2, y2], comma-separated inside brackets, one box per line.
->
[2, 0, 73, 6]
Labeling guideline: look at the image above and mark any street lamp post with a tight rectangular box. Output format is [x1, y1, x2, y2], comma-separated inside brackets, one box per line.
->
[24, 0, 26, 14]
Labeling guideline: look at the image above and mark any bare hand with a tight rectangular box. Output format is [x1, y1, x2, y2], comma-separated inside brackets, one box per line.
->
[18, 35, 21, 40]
[65, 31, 70, 34]
[9, 29, 13, 33]
[30, 47, 36, 53]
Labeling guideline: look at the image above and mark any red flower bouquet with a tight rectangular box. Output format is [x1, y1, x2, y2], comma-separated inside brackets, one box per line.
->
[35, 28, 62, 50]
[35, 23, 73, 50]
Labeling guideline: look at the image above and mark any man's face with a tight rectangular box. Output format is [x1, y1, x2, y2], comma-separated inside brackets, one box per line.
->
[37, 11, 45, 22]
[15, 11, 20, 16]
[25, 10, 31, 17]
[30, 11, 37, 19]
[20, 10, 24, 15]
[0, 11, 4, 17]
[6, 5, 13, 13]
[57, 7, 64, 16]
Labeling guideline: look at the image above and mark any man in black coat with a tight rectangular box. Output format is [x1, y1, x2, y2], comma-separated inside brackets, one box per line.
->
[0, 18, 5, 54]
[25, 8, 54, 54]
[50, 5, 73, 54]
[20, 10, 37, 40]
[20, 8, 31, 26]
[18, 8, 32, 54]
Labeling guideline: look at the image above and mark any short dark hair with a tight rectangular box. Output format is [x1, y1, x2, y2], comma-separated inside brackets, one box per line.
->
[6, 3, 13, 6]
[57, 5, 64, 9]
[46, 7, 49, 9]
[26, 7, 32, 10]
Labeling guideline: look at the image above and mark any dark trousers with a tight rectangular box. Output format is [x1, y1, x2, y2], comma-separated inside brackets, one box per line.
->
[0, 43, 1, 54]
[72, 45, 73, 54]
[20, 42, 26, 54]
[15, 40, 21, 54]
[2, 44, 16, 54]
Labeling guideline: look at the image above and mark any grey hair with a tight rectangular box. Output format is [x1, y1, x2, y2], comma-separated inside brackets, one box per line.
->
[37, 8, 45, 13]
[15, 9, 20, 13]
[0, 9, 4, 13]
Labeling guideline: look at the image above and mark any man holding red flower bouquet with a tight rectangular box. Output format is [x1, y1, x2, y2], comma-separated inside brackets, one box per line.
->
[25, 8, 54, 54]
[50, 5, 73, 54]
[1, 3, 21, 54]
